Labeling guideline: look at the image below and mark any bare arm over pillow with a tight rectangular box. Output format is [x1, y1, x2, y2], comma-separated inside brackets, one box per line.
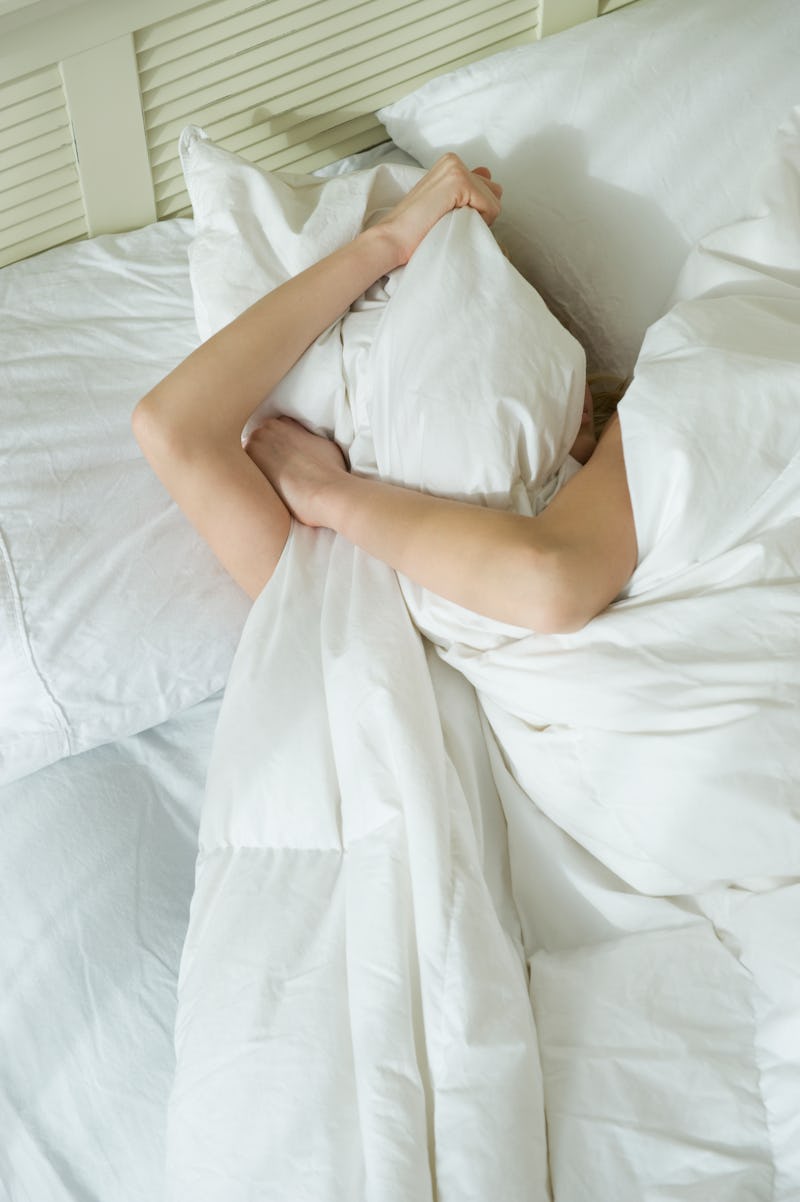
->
[247, 414, 637, 634]
[132, 155, 502, 601]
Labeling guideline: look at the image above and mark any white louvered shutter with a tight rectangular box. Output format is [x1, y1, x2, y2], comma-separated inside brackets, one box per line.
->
[0, 63, 85, 268]
[136, 0, 541, 220]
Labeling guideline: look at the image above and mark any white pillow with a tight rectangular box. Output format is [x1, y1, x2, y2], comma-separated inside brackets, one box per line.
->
[181, 124, 584, 474]
[179, 128, 585, 651]
[378, 0, 800, 378]
[179, 124, 425, 447]
[368, 208, 585, 651]
[369, 211, 584, 511]
[180, 126, 584, 477]
[0, 221, 250, 786]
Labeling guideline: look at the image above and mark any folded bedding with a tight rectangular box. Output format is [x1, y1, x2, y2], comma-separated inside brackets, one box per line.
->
[168, 527, 549, 1201]
[166, 115, 800, 1200]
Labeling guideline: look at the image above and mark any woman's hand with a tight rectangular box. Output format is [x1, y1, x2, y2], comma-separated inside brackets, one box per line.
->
[244, 417, 347, 527]
[375, 153, 503, 266]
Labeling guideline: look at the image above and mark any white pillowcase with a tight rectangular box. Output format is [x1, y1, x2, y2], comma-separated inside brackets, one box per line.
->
[378, 0, 800, 378]
[179, 124, 425, 447]
[0, 220, 250, 786]
[179, 125, 584, 485]
[179, 127, 585, 651]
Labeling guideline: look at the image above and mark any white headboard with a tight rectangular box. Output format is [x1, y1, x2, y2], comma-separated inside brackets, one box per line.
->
[0, 0, 639, 268]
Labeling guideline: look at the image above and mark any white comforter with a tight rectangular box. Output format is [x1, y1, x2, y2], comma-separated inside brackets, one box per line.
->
[166, 115, 800, 1201]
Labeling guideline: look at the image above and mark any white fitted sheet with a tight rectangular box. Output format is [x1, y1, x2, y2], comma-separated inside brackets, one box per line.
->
[0, 691, 222, 1202]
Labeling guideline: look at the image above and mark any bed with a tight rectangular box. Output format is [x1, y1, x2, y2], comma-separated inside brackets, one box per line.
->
[1, 0, 799, 1199]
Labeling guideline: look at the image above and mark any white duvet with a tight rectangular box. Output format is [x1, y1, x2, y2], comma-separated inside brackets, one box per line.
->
[166, 114, 800, 1201]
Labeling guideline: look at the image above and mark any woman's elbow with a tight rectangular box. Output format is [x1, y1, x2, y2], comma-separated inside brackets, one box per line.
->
[131, 390, 168, 440]
[132, 393, 198, 465]
[131, 396, 172, 471]
[527, 594, 593, 636]
[520, 545, 604, 635]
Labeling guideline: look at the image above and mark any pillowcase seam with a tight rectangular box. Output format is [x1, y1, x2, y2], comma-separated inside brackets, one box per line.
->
[0, 528, 71, 754]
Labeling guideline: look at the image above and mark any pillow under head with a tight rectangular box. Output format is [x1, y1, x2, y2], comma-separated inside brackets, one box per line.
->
[180, 125, 585, 504]
[378, 0, 800, 377]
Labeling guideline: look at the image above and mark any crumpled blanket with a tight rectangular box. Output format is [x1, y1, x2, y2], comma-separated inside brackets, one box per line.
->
[166, 113, 800, 1201]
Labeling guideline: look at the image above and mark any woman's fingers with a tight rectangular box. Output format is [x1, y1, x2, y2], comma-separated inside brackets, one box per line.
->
[245, 417, 347, 527]
[454, 158, 503, 225]
[470, 164, 502, 199]
[372, 152, 504, 264]
[429, 155, 502, 227]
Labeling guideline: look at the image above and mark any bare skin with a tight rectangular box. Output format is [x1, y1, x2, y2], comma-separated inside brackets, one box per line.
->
[133, 153, 636, 632]
[245, 409, 634, 633]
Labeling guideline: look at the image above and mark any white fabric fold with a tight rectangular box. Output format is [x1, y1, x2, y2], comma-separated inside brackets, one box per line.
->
[168, 116, 800, 1200]
[167, 526, 549, 1202]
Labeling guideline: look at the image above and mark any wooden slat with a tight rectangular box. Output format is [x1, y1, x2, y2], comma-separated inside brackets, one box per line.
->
[138, 0, 475, 97]
[137, 0, 360, 78]
[0, 160, 78, 209]
[149, 18, 535, 211]
[0, 122, 75, 174]
[153, 109, 381, 207]
[0, 62, 85, 265]
[0, 98, 72, 149]
[135, 0, 329, 54]
[135, 0, 540, 220]
[0, 216, 86, 268]
[0, 61, 64, 108]
[0, 81, 64, 134]
[149, 24, 531, 211]
[139, 2, 523, 139]
[0, 141, 75, 192]
[0, 176, 83, 236]
[151, 17, 536, 182]
[141, 0, 527, 131]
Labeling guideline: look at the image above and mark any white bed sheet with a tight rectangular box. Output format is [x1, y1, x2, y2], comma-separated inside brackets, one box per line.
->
[0, 690, 222, 1202]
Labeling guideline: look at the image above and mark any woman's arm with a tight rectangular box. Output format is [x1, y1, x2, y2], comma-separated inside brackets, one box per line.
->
[131, 229, 399, 599]
[132, 156, 502, 600]
[246, 414, 637, 633]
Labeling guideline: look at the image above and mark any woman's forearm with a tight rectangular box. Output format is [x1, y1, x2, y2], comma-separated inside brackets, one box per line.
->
[305, 416, 636, 635]
[137, 225, 400, 445]
[323, 473, 565, 631]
